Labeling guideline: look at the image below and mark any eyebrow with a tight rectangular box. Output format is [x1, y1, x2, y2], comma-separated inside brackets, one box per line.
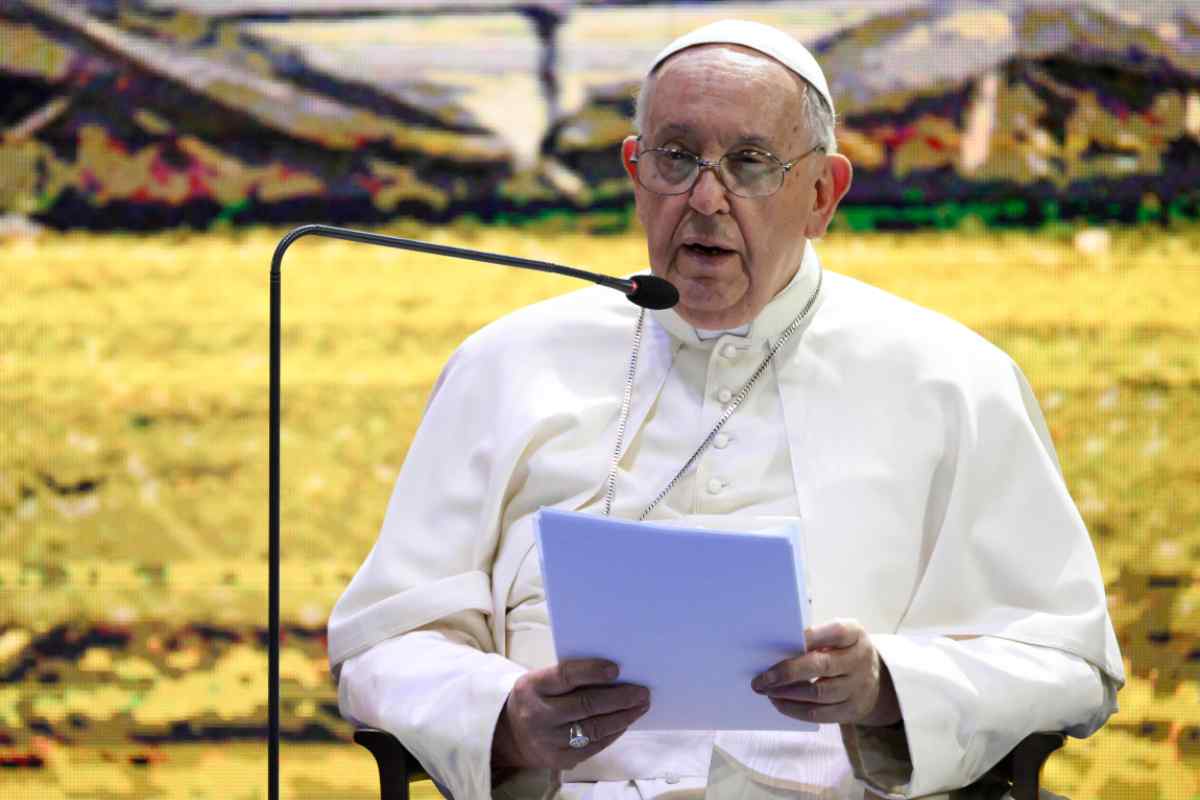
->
[653, 123, 694, 139]
[734, 135, 777, 150]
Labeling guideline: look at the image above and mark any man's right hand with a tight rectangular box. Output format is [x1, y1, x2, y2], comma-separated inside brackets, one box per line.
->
[491, 659, 651, 771]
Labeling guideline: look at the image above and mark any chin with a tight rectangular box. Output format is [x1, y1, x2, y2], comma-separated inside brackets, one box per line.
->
[676, 280, 737, 309]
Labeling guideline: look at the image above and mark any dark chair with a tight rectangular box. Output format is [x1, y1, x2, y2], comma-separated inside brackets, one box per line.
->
[354, 727, 1065, 800]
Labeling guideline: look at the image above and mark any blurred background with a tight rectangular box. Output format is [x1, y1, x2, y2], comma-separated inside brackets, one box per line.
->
[1, 0, 1197, 798]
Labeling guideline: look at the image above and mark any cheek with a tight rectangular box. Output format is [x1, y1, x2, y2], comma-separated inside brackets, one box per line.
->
[751, 200, 806, 274]
[642, 204, 683, 260]
[634, 194, 653, 235]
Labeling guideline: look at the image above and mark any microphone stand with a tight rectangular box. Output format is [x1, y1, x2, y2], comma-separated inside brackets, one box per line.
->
[268, 223, 675, 800]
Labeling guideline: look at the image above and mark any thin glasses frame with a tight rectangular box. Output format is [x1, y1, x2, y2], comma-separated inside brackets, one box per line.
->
[629, 136, 826, 198]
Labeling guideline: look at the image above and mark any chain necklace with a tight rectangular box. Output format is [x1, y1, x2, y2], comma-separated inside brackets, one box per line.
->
[603, 267, 823, 521]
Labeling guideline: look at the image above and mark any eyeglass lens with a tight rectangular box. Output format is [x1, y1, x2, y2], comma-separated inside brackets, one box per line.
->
[640, 150, 783, 197]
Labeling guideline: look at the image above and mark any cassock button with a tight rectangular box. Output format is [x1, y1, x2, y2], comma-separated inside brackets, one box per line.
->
[713, 433, 730, 449]
[706, 478, 724, 494]
[717, 387, 733, 403]
[720, 343, 737, 359]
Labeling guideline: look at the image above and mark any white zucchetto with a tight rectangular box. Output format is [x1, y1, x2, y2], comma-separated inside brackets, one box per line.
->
[648, 19, 835, 114]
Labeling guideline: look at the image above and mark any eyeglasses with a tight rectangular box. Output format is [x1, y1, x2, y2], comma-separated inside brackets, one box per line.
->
[630, 138, 825, 199]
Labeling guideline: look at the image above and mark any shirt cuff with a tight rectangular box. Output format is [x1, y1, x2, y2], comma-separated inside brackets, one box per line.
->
[841, 720, 912, 798]
[844, 633, 1111, 798]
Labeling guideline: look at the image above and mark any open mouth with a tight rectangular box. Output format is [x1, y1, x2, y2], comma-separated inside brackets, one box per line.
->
[683, 243, 734, 258]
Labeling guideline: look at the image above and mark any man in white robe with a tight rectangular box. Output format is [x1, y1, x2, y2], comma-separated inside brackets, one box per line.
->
[328, 19, 1124, 800]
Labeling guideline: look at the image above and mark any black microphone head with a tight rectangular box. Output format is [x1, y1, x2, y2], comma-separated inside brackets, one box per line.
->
[626, 274, 679, 310]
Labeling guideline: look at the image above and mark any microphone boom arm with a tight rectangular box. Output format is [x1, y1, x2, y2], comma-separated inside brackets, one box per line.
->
[268, 223, 672, 800]
[270, 223, 636, 294]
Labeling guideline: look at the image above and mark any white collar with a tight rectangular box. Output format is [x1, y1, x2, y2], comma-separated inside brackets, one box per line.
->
[695, 324, 750, 341]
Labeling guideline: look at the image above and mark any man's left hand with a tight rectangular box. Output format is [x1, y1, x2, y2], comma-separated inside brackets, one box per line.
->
[751, 619, 901, 727]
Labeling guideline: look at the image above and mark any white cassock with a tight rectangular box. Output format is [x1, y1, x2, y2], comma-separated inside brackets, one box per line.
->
[328, 242, 1124, 800]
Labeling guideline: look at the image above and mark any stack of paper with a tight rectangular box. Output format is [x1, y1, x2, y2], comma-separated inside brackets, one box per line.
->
[534, 509, 815, 731]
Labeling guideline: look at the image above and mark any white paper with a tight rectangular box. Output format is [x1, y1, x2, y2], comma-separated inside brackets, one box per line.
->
[534, 508, 815, 731]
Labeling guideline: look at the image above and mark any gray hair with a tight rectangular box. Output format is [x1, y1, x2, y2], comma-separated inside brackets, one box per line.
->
[632, 66, 838, 154]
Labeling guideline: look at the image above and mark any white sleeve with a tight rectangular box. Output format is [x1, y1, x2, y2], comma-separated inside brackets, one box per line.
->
[843, 635, 1118, 797]
[843, 351, 1122, 797]
[337, 624, 527, 800]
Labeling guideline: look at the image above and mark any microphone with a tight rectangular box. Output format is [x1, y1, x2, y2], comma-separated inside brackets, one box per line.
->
[624, 274, 679, 310]
[266, 224, 675, 800]
[274, 224, 679, 309]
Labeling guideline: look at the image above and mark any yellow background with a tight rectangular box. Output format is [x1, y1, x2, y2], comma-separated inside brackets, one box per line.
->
[2, 221, 1197, 798]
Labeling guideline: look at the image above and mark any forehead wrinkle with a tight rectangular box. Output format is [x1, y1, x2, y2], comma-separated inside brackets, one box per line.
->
[643, 45, 806, 152]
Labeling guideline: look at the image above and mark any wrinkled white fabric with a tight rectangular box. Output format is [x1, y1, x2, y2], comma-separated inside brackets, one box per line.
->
[330, 243, 1122, 799]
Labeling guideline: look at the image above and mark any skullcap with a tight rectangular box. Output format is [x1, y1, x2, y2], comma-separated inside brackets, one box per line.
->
[648, 19, 834, 114]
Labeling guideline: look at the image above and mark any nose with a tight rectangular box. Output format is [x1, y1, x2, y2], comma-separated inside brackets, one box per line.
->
[688, 164, 731, 216]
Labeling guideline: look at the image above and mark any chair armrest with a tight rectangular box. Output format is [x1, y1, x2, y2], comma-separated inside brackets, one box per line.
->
[354, 728, 430, 800]
[982, 732, 1066, 800]
[354, 727, 1066, 800]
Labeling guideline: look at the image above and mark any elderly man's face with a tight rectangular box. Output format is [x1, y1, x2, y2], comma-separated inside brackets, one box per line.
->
[622, 45, 851, 329]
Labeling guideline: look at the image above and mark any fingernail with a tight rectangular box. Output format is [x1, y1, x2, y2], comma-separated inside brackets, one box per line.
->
[605, 664, 619, 680]
[763, 670, 779, 687]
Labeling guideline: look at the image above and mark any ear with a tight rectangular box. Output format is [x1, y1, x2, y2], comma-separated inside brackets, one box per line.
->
[803, 154, 853, 239]
[621, 136, 640, 181]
